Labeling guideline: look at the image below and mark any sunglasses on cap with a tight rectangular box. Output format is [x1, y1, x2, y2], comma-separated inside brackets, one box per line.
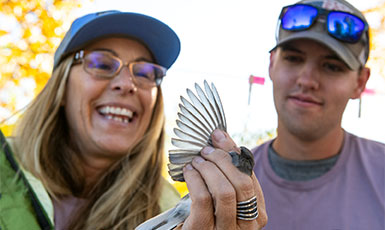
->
[73, 50, 167, 89]
[279, 4, 368, 43]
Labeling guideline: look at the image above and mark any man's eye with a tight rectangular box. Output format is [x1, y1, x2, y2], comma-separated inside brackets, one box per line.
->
[284, 55, 303, 63]
[324, 63, 344, 72]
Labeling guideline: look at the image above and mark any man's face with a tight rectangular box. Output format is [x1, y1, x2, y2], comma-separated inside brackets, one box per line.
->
[269, 39, 369, 141]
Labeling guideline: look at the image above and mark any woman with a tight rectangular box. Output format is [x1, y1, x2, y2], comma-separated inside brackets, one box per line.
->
[0, 10, 267, 230]
[2, 10, 180, 230]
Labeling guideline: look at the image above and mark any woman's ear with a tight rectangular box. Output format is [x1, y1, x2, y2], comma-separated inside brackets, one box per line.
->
[351, 67, 370, 99]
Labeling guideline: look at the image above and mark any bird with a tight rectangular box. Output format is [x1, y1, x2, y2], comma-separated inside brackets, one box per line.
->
[135, 80, 254, 230]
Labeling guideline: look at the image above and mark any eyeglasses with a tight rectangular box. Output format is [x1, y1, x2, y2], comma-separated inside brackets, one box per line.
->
[73, 50, 167, 88]
[279, 4, 368, 43]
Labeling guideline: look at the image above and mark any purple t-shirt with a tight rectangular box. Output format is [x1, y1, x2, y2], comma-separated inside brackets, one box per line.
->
[252, 132, 385, 229]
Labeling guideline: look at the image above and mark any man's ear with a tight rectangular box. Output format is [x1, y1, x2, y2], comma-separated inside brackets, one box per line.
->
[352, 67, 370, 99]
[268, 50, 277, 81]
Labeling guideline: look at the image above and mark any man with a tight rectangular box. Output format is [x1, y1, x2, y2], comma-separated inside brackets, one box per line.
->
[252, 0, 385, 229]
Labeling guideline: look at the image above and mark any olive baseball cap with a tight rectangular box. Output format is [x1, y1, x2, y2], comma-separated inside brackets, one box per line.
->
[273, 0, 370, 70]
[53, 10, 181, 69]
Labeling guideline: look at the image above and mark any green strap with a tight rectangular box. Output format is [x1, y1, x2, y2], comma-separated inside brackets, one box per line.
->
[0, 131, 53, 230]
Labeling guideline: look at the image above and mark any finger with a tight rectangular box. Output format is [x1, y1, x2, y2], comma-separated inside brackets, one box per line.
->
[250, 172, 268, 228]
[191, 156, 237, 230]
[211, 129, 240, 153]
[201, 146, 254, 202]
[181, 164, 214, 230]
[201, 146, 259, 228]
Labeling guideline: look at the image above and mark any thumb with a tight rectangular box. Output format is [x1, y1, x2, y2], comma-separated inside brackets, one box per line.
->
[211, 129, 240, 153]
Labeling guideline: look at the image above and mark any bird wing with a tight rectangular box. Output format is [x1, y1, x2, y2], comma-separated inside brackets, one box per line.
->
[168, 80, 227, 182]
[136, 81, 255, 230]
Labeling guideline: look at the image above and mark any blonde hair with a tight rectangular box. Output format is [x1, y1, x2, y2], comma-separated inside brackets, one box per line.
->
[13, 54, 166, 229]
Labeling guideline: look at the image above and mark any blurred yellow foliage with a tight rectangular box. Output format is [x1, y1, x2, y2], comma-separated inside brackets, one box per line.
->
[364, 1, 385, 81]
[172, 181, 189, 197]
[0, 0, 90, 135]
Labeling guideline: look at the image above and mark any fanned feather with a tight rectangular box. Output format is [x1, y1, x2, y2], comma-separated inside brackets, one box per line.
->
[175, 118, 210, 141]
[136, 81, 228, 230]
[180, 96, 215, 131]
[186, 88, 217, 129]
[178, 104, 213, 135]
[203, 81, 226, 130]
[173, 128, 208, 145]
[171, 138, 205, 149]
[209, 82, 227, 130]
[168, 81, 226, 182]
[194, 83, 221, 128]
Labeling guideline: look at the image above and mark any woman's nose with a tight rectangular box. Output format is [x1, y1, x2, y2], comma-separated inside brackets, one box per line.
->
[110, 66, 138, 94]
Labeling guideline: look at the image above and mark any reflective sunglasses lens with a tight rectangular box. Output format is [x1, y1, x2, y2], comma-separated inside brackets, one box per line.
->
[281, 5, 318, 30]
[132, 63, 166, 86]
[327, 12, 365, 43]
[85, 52, 120, 77]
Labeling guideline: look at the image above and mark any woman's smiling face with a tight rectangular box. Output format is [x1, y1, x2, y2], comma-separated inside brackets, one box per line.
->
[64, 37, 158, 161]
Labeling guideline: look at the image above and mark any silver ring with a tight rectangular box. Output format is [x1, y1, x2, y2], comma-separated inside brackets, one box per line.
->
[236, 196, 258, 220]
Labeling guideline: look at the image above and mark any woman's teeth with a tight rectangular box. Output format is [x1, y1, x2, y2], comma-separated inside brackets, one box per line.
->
[99, 106, 134, 123]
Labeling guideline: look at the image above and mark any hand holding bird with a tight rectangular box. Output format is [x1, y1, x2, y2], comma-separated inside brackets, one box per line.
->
[136, 81, 267, 230]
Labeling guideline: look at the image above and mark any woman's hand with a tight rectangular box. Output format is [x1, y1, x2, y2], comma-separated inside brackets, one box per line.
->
[178, 129, 267, 229]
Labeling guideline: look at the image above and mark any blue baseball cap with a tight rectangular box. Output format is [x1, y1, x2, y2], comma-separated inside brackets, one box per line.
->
[273, 0, 369, 70]
[53, 10, 181, 69]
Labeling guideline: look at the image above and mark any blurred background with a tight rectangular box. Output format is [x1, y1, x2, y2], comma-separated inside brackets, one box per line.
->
[1, 0, 384, 195]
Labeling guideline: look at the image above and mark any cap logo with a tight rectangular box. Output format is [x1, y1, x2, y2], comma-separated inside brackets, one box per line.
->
[322, 0, 353, 13]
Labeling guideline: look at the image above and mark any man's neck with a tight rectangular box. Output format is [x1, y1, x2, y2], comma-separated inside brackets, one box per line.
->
[272, 127, 345, 161]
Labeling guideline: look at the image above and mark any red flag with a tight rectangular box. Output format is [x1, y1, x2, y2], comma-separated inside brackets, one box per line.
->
[249, 75, 265, 85]
[362, 88, 375, 96]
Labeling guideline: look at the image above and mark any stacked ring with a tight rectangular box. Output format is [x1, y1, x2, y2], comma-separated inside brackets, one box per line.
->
[236, 196, 258, 221]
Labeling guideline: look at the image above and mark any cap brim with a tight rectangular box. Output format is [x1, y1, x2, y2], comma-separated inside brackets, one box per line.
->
[64, 12, 180, 69]
[273, 31, 360, 70]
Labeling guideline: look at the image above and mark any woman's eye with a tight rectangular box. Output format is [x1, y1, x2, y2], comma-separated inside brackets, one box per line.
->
[135, 71, 154, 80]
[94, 62, 112, 70]
[136, 73, 148, 78]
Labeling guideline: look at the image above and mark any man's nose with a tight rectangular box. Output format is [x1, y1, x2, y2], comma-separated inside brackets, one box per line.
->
[296, 64, 320, 91]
